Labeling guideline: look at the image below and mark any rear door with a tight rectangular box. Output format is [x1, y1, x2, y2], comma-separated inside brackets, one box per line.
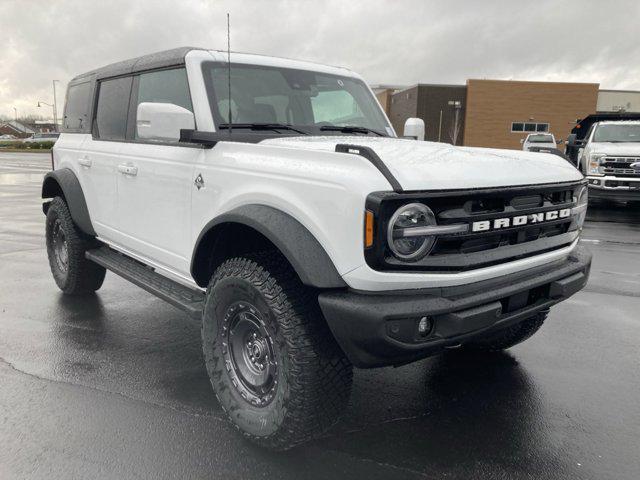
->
[112, 68, 202, 275]
[78, 76, 132, 239]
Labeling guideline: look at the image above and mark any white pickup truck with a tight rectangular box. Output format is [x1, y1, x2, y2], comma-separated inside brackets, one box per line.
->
[521, 133, 557, 151]
[573, 120, 640, 203]
[43, 47, 591, 449]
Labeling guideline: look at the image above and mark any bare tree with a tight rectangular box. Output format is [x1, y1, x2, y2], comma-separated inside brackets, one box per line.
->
[448, 106, 462, 145]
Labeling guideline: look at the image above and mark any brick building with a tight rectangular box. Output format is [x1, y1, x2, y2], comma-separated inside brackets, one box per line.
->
[388, 84, 466, 145]
[463, 79, 599, 149]
[386, 79, 605, 149]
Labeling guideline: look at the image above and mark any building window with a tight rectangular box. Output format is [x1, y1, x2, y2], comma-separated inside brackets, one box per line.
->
[511, 122, 549, 133]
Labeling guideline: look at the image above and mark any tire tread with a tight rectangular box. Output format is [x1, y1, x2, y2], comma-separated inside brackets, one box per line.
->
[202, 251, 352, 450]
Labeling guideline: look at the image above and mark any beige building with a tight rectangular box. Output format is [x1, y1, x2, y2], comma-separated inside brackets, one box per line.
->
[597, 89, 640, 113]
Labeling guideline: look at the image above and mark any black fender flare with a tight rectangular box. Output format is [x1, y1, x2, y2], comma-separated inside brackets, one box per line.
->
[191, 205, 346, 289]
[42, 169, 96, 236]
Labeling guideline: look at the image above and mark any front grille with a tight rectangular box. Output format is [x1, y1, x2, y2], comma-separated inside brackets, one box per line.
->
[430, 189, 574, 257]
[366, 181, 584, 273]
[602, 157, 640, 177]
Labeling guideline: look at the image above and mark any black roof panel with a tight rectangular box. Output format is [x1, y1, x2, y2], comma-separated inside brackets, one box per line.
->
[69, 46, 204, 84]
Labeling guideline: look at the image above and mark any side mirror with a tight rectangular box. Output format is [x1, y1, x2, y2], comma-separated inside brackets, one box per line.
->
[565, 134, 584, 148]
[136, 102, 195, 141]
[403, 118, 425, 141]
[520, 138, 525, 144]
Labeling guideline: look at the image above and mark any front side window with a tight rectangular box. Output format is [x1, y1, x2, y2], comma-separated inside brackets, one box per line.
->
[94, 76, 132, 140]
[134, 68, 193, 140]
[136, 68, 192, 112]
[203, 63, 391, 135]
[593, 123, 640, 143]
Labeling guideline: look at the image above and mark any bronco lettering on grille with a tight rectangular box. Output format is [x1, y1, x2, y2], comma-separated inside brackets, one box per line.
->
[472, 208, 571, 232]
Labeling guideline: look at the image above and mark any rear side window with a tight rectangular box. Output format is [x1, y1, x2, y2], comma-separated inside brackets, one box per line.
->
[63, 82, 92, 132]
[94, 77, 132, 140]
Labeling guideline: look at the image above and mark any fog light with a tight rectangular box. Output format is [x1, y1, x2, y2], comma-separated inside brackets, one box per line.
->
[417, 316, 432, 336]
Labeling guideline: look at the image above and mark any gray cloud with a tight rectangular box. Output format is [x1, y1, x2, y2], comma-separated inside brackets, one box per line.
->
[2, 0, 639, 118]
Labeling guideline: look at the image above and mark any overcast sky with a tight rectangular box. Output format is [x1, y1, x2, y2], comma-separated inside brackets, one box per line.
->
[2, 0, 639, 119]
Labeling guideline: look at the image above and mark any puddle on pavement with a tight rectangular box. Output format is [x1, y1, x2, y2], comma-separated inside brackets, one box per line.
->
[0, 173, 45, 185]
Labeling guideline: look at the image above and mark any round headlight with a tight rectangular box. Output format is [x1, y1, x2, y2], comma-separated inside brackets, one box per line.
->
[387, 203, 436, 261]
[575, 185, 588, 228]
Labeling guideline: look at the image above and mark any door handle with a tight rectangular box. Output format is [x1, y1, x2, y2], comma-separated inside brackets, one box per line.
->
[117, 164, 138, 176]
[78, 157, 92, 168]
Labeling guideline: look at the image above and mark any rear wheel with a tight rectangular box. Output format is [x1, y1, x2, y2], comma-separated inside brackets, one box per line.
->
[45, 197, 106, 295]
[463, 312, 547, 352]
[202, 252, 353, 450]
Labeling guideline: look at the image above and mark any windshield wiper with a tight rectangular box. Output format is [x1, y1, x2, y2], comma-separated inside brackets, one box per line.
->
[218, 123, 309, 135]
[319, 125, 386, 136]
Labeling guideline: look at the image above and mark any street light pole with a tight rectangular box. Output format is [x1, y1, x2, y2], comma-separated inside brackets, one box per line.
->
[52, 80, 59, 132]
[37, 102, 55, 130]
[13, 107, 17, 123]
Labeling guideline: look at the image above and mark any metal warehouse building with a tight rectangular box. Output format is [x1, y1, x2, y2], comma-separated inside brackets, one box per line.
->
[374, 80, 640, 149]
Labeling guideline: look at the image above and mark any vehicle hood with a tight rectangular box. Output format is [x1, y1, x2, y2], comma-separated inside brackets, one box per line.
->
[261, 136, 583, 190]
[590, 142, 640, 156]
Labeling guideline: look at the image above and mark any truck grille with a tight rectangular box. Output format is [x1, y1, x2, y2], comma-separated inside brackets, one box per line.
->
[601, 157, 640, 177]
[367, 181, 584, 273]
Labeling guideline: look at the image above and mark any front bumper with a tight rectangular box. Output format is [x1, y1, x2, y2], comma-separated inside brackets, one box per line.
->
[587, 176, 640, 202]
[319, 245, 591, 368]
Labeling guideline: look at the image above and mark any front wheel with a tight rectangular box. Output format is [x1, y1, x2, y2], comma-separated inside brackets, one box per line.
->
[202, 252, 353, 450]
[463, 311, 548, 352]
[45, 196, 106, 295]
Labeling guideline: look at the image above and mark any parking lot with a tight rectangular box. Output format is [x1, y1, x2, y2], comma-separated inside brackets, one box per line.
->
[0, 151, 638, 479]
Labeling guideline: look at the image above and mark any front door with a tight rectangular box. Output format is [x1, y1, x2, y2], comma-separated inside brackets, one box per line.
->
[111, 67, 201, 276]
[114, 143, 201, 274]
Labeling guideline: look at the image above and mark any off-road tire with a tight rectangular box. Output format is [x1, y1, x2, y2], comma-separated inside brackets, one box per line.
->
[202, 251, 353, 450]
[45, 196, 106, 294]
[464, 312, 548, 352]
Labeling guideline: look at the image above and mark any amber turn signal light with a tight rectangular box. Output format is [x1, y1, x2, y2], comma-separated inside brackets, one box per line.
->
[365, 210, 374, 248]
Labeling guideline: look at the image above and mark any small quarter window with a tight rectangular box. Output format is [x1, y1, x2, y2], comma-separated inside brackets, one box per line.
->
[63, 82, 92, 132]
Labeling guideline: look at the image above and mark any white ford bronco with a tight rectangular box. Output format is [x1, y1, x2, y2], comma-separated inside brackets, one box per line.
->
[43, 47, 591, 449]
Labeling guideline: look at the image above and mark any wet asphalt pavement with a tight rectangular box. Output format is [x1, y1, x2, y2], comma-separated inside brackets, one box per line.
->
[0, 151, 639, 480]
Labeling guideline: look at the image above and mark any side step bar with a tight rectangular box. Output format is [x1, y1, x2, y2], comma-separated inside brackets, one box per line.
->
[86, 246, 205, 319]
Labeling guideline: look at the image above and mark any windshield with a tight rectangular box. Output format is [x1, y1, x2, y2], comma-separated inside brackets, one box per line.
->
[528, 134, 554, 143]
[203, 63, 391, 135]
[593, 124, 640, 143]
